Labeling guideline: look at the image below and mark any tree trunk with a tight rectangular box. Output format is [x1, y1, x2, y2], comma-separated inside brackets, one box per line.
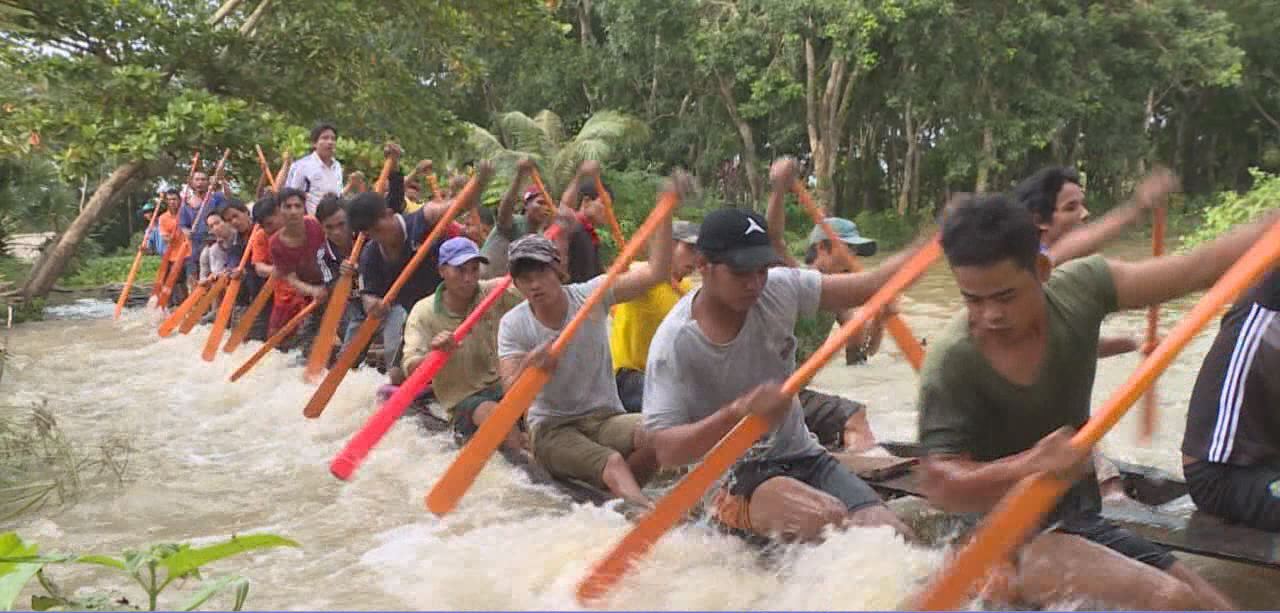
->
[897, 101, 917, 214]
[208, 0, 247, 26]
[22, 160, 144, 299]
[239, 0, 273, 37]
[578, 0, 594, 46]
[715, 73, 763, 206]
[803, 28, 857, 209]
[975, 125, 994, 192]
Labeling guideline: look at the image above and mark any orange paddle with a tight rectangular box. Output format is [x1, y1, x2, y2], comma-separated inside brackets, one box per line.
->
[255, 145, 278, 192]
[574, 236, 942, 605]
[530, 167, 557, 216]
[302, 172, 486, 419]
[373, 157, 395, 195]
[223, 276, 275, 353]
[228, 299, 321, 382]
[179, 274, 228, 334]
[1138, 205, 1167, 444]
[904, 218, 1280, 611]
[595, 175, 625, 247]
[273, 151, 292, 191]
[425, 190, 682, 516]
[157, 150, 231, 312]
[793, 181, 926, 370]
[303, 233, 367, 383]
[202, 227, 262, 361]
[156, 236, 190, 308]
[158, 279, 207, 338]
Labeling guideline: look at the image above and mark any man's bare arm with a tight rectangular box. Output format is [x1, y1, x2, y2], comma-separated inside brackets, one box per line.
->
[1109, 208, 1280, 310]
[766, 159, 801, 268]
[818, 234, 932, 312]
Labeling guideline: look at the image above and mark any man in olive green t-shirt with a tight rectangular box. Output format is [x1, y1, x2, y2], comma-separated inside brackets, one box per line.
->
[914, 191, 1276, 609]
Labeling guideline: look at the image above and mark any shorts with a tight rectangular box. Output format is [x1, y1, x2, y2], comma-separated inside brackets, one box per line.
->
[711, 452, 881, 535]
[530, 409, 640, 488]
[449, 385, 505, 443]
[798, 389, 865, 448]
[1184, 460, 1280, 532]
[615, 368, 645, 413]
[1053, 514, 1176, 570]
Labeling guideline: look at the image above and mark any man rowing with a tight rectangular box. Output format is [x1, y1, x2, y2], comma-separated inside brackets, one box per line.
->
[915, 190, 1275, 609]
[496, 177, 679, 508]
[641, 205, 922, 542]
[402, 236, 525, 451]
[1182, 267, 1280, 532]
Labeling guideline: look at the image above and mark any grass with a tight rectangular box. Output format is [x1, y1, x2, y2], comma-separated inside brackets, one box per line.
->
[0, 254, 162, 290]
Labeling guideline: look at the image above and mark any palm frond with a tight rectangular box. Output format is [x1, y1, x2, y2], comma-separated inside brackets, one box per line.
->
[573, 110, 651, 149]
[532, 110, 565, 149]
[495, 111, 553, 160]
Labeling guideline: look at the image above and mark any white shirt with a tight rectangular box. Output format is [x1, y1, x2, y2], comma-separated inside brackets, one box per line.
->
[285, 151, 343, 215]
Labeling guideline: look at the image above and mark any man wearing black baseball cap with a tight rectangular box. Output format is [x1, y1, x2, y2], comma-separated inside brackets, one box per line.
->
[642, 205, 931, 543]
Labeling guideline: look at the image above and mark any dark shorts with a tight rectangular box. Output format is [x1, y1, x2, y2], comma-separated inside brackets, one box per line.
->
[615, 368, 645, 413]
[798, 389, 865, 449]
[1185, 460, 1280, 532]
[1054, 514, 1177, 570]
[712, 452, 881, 535]
[450, 385, 505, 443]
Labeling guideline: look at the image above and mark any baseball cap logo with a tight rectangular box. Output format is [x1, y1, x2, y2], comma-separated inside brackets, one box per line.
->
[744, 217, 766, 235]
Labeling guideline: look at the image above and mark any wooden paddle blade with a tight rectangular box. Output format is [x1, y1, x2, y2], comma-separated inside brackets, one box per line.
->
[905, 218, 1280, 611]
[595, 175, 625, 246]
[157, 240, 189, 307]
[304, 234, 366, 382]
[425, 366, 551, 515]
[303, 313, 381, 419]
[224, 280, 274, 353]
[331, 350, 450, 480]
[158, 283, 206, 337]
[905, 474, 1066, 611]
[150, 257, 171, 299]
[229, 300, 319, 383]
[577, 415, 770, 604]
[883, 315, 925, 370]
[202, 277, 241, 361]
[179, 276, 227, 334]
[115, 248, 147, 320]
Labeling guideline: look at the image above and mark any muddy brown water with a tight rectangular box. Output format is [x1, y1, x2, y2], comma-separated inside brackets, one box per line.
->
[3, 239, 1276, 610]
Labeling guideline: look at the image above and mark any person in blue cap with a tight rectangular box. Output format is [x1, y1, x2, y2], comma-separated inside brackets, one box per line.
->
[402, 236, 527, 452]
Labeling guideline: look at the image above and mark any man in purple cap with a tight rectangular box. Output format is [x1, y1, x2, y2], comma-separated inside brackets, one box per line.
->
[403, 236, 527, 449]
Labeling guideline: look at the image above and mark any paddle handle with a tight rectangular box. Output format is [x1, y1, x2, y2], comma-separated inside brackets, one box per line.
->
[908, 217, 1280, 611]
[115, 236, 151, 319]
[1139, 205, 1167, 443]
[229, 299, 320, 382]
[224, 277, 275, 353]
[426, 192, 676, 516]
[256, 145, 277, 192]
[150, 254, 172, 300]
[549, 192, 677, 357]
[595, 176, 625, 246]
[158, 279, 206, 337]
[530, 168, 557, 211]
[304, 233, 367, 382]
[576, 237, 943, 605]
[793, 180, 925, 370]
[273, 152, 292, 193]
[330, 276, 515, 480]
[374, 157, 395, 195]
[179, 275, 227, 334]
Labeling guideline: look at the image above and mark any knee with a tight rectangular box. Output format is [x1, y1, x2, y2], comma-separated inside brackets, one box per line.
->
[1149, 579, 1201, 611]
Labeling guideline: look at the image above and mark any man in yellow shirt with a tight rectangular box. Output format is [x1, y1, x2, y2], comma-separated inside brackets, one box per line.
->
[610, 220, 701, 411]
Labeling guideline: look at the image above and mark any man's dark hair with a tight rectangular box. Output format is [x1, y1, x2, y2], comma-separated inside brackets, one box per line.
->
[252, 194, 279, 225]
[804, 242, 824, 265]
[206, 209, 223, 223]
[315, 194, 346, 222]
[277, 187, 307, 208]
[475, 206, 494, 227]
[577, 178, 614, 203]
[1013, 166, 1081, 225]
[347, 191, 388, 233]
[164, 188, 180, 196]
[941, 194, 1041, 271]
[220, 200, 250, 220]
[310, 122, 338, 144]
[510, 258, 555, 280]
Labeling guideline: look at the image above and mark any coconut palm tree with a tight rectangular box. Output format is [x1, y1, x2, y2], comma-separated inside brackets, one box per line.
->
[465, 109, 650, 189]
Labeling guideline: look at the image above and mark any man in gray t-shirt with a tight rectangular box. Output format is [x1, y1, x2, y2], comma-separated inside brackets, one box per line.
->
[497, 189, 674, 508]
[643, 207, 919, 542]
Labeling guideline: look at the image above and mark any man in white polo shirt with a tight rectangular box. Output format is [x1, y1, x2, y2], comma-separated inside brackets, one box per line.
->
[286, 122, 344, 215]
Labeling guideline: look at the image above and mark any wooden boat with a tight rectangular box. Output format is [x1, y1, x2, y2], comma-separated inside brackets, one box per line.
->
[406, 395, 1278, 570]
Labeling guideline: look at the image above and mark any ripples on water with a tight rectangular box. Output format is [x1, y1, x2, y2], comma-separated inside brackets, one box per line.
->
[4, 240, 1275, 610]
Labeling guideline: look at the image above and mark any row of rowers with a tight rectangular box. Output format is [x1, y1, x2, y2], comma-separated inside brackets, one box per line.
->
[150, 126, 1276, 610]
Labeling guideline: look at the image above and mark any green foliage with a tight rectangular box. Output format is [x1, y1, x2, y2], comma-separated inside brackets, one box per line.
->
[62, 256, 161, 289]
[1183, 168, 1280, 248]
[0, 531, 298, 612]
[466, 109, 651, 189]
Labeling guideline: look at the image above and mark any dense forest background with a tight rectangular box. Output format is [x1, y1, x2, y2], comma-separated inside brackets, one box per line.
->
[2, 0, 1279, 298]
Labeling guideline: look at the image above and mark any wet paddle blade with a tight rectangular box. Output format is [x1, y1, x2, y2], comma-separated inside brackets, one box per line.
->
[158, 282, 206, 337]
[425, 366, 551, 515]
[576, 237, 943, 605]
[202, 277, 241, 361]
[905, 218, 1280, 611]
[150, 257, 171, 300]
[156, 240, 189, 307]
[884, 315, 925, 370]
[331, 351, 449, 480]
[115, 248, 147, 320]
[302, 314, 381, 419]
[179, 276, 227, 334]
[229, 300, 319, 382]
[224, 280, 274, 353]
[304, 235, 366, 383]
